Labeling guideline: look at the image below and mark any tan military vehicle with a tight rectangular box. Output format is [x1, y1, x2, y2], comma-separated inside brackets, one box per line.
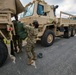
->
[0, 0, 76, 67]
[0, 0, 24, 67]
[20, 0, 76, 47]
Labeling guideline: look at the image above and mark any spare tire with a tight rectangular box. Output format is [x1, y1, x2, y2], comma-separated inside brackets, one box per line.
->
[0, 40, 8, 67]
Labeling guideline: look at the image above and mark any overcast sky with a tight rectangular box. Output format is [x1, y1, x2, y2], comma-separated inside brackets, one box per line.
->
[20, 0, 76, 17]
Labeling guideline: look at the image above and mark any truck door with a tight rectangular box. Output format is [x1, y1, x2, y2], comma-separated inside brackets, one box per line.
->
[36, 4, 49, 25]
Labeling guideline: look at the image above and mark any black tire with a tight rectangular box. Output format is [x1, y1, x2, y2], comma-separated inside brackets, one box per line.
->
[71, 29, 75, 37]
[0, 40, 8, 67]
[41, 30, 55, 47]
[64, 29, 71, 38]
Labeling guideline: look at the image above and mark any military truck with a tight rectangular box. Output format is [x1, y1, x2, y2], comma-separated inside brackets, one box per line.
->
[20, 0, 76, 47]
[0, 0, 25, 67]
[0, 0, 76, 67]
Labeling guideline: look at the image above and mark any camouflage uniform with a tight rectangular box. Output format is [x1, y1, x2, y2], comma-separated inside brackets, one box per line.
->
[24, 25, 38, 61]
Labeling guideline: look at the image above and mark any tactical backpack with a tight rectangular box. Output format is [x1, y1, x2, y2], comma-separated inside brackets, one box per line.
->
[13, 21, 28, 40]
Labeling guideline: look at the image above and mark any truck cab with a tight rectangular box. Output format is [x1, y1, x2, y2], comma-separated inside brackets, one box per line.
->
[20, 0, 55, 25]
[20, 0, 56, 47]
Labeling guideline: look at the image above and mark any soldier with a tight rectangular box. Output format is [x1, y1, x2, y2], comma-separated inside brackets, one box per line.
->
[12, 15, 22, 53]
[24, 20, 39, 65]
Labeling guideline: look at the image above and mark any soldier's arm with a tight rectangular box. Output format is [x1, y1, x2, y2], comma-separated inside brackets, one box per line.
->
[23, 24, 30, 30]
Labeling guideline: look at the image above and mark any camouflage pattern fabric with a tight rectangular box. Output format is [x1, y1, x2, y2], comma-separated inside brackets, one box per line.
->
[24, 25, 38, 60]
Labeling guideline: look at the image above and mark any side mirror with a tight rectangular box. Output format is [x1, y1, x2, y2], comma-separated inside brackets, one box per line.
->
[54, 5, 59, 9]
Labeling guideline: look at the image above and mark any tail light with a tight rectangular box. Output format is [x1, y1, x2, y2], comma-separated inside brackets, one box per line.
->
[7, 26, 13, 31]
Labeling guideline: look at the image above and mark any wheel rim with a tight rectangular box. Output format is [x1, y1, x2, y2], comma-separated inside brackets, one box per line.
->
[47, 34, 53, 43]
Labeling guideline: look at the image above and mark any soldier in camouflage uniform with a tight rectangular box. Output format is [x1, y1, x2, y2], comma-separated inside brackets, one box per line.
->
[24, 20, 39, 65]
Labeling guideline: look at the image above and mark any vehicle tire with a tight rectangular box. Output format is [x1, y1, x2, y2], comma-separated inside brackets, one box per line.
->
[0, 40, 8, 67]
[41, 30, 55, 47]
[64, 30, 71, 38]
[71, 29, 75, 37]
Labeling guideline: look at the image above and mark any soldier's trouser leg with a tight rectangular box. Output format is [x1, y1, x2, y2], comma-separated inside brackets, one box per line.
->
[18, 38, 22, 52]
[31, 43, 37, 60]
[26, 44, 33, 60]
[26, 44, 35, 64]
[13, 35, 17, 52]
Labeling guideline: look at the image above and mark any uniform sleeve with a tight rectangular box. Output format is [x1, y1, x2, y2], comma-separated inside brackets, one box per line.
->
[23, 24, 30, 30]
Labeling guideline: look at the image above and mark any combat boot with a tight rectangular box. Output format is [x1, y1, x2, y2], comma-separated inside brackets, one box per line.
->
[28, 59, 34, 65]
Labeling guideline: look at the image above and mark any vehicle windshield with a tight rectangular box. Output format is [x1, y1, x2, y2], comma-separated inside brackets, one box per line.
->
[20, 3, 34, 18]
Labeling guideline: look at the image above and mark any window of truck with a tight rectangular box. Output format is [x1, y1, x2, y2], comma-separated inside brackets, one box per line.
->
[37, 4, 44, 15]
[20, 3, 34, 18]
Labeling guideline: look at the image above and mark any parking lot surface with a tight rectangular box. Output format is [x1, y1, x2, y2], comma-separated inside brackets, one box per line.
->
[0, 36, 76, 75]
